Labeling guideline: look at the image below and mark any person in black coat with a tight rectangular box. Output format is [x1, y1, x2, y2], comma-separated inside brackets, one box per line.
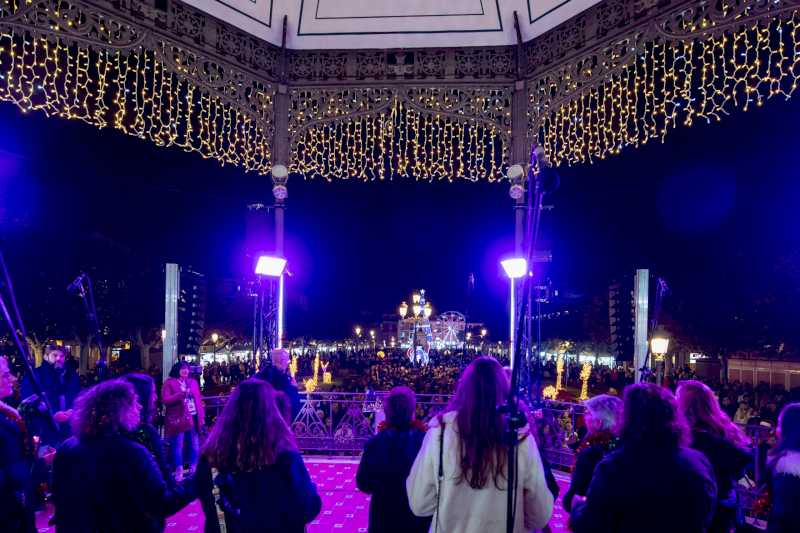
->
[571, 383, 717, 533]
[20, 346, 74, 447]
[255, 349, 301, 419]
[52, 379, 195, 533]
[198, 379, 320, 533]
[677, 380, 752, 533]
[766, 402, 800, 533]
[122, 373, 174, 485]
[0, 356, 36, 533]
[356, 386, 432, 533]
[563, 394, 623, 513]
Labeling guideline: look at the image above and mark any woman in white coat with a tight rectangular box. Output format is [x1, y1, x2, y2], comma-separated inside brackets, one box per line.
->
[406, 356, 553, 533]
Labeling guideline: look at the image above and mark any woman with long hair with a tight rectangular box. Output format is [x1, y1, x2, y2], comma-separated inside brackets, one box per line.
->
[162, 360, 204, 481]
[563, 394, 623, 514]
[197, 379, 320, 533]
[766, 403, 800, 533]
[406, 356, 553, 533]
[677, 380, 751, 533]
[571, 383, 717, 533]
[52, 379, 194, 532]
[122, 373, 173, 485]
[0, 356, 35, 532]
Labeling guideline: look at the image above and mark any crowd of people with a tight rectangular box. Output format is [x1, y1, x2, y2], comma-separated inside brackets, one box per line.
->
[2, 342, 800, 532]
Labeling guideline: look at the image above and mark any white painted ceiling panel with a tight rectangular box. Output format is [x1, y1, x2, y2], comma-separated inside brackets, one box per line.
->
[182, 0, 602, 49]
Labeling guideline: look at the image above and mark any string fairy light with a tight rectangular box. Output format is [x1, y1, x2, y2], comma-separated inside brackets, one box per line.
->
[0, 4, 797, 181]
[531, 12, 800, 166]
[289, 87, 511, 182]
[579, 362, 592, 401]
[0, 29, 273, 173]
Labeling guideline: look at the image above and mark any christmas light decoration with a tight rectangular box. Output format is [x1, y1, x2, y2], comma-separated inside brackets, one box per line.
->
[289, 87, 511, 182]
[555, 354, 564, 394]
[0, 29, 273, 173]
[0, 1, 797, 183]
[579, 362, 592, 401]
[532, 13, 800, 166]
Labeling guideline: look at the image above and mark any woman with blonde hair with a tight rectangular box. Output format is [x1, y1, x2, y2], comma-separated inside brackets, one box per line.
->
[197, 379, 320, 533]
[406, 356, 553, 532]
[677, 380, 751, 533]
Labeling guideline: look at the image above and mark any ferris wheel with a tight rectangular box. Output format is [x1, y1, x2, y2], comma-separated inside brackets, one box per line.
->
[438, 311, 466, 348]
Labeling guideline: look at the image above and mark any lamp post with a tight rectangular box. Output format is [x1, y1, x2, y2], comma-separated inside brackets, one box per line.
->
[211, 332, 219, 362]
[501, 257, 528, 370]
[650, 327, 670, 385]
[369, 329, 376, 349]
[354, 326, 362, 350]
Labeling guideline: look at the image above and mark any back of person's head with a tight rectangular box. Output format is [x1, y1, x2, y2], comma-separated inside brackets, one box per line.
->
[449, 356, 509, 489]
[274, 390, 292, 424]
[202, 379, 295, 472]
[71, 379, 139, 439]
[271, 348, 290, 371]
[169, 361, 189, 379]
[384, 386, 416, 429]
[770, 402, 800, 466]
[622, 383, 689, 449]
[121, 373, 156, 425]
[677, 379, 749, 447]
[584, 394, 623, 435]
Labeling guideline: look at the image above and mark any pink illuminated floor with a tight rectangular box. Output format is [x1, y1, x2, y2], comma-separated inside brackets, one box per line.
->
[36, 457, 571, 532]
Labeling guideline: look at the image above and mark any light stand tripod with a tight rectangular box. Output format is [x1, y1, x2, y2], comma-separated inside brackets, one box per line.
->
[68, 272, 107, 378]
[503, 145, 559, 533]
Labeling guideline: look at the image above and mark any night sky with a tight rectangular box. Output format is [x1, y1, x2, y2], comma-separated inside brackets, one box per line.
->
[1, 94, 799, 347]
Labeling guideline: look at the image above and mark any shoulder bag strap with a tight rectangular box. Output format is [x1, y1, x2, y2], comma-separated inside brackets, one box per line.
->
[435, 416, 445, 533]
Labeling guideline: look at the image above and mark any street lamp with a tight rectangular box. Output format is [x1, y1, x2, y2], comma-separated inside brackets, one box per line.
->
[501, 257, 528, 369]
[354, 326, 362, 350]
[211, 332, 219, 362]
[423, 302, 432, 319]
[399, 301, 408, 319]
[650, 327, 670, 385]
[369, 329, 376, 349]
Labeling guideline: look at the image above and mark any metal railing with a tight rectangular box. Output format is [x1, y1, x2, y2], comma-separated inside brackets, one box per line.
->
[202, 391, 450, 453]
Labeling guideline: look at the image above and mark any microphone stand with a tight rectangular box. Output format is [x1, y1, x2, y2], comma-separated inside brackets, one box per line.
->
[0, 250, 58, 431]
[503, 145, 547, 533]
[69, 273, 107, 376]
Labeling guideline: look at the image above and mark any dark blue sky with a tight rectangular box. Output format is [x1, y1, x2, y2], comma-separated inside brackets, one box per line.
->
[1, 95, 799, 344]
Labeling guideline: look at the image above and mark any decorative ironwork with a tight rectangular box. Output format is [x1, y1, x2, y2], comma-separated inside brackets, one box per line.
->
[0, 0, 798, 179]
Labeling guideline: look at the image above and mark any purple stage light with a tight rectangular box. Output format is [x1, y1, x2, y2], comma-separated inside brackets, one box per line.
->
[501, 257, 528, 279]
[255, 255, 287, 277]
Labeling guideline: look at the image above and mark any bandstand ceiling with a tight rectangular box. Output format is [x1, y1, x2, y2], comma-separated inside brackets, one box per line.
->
[183, 0, 601, 50]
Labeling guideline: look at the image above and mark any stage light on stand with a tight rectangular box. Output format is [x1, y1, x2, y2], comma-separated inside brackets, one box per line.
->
[255, 256, 287, 277]
[501, 257, 528, 370]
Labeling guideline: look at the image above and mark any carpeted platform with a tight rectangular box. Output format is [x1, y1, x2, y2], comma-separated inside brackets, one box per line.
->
[36, 457, 571, 532]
